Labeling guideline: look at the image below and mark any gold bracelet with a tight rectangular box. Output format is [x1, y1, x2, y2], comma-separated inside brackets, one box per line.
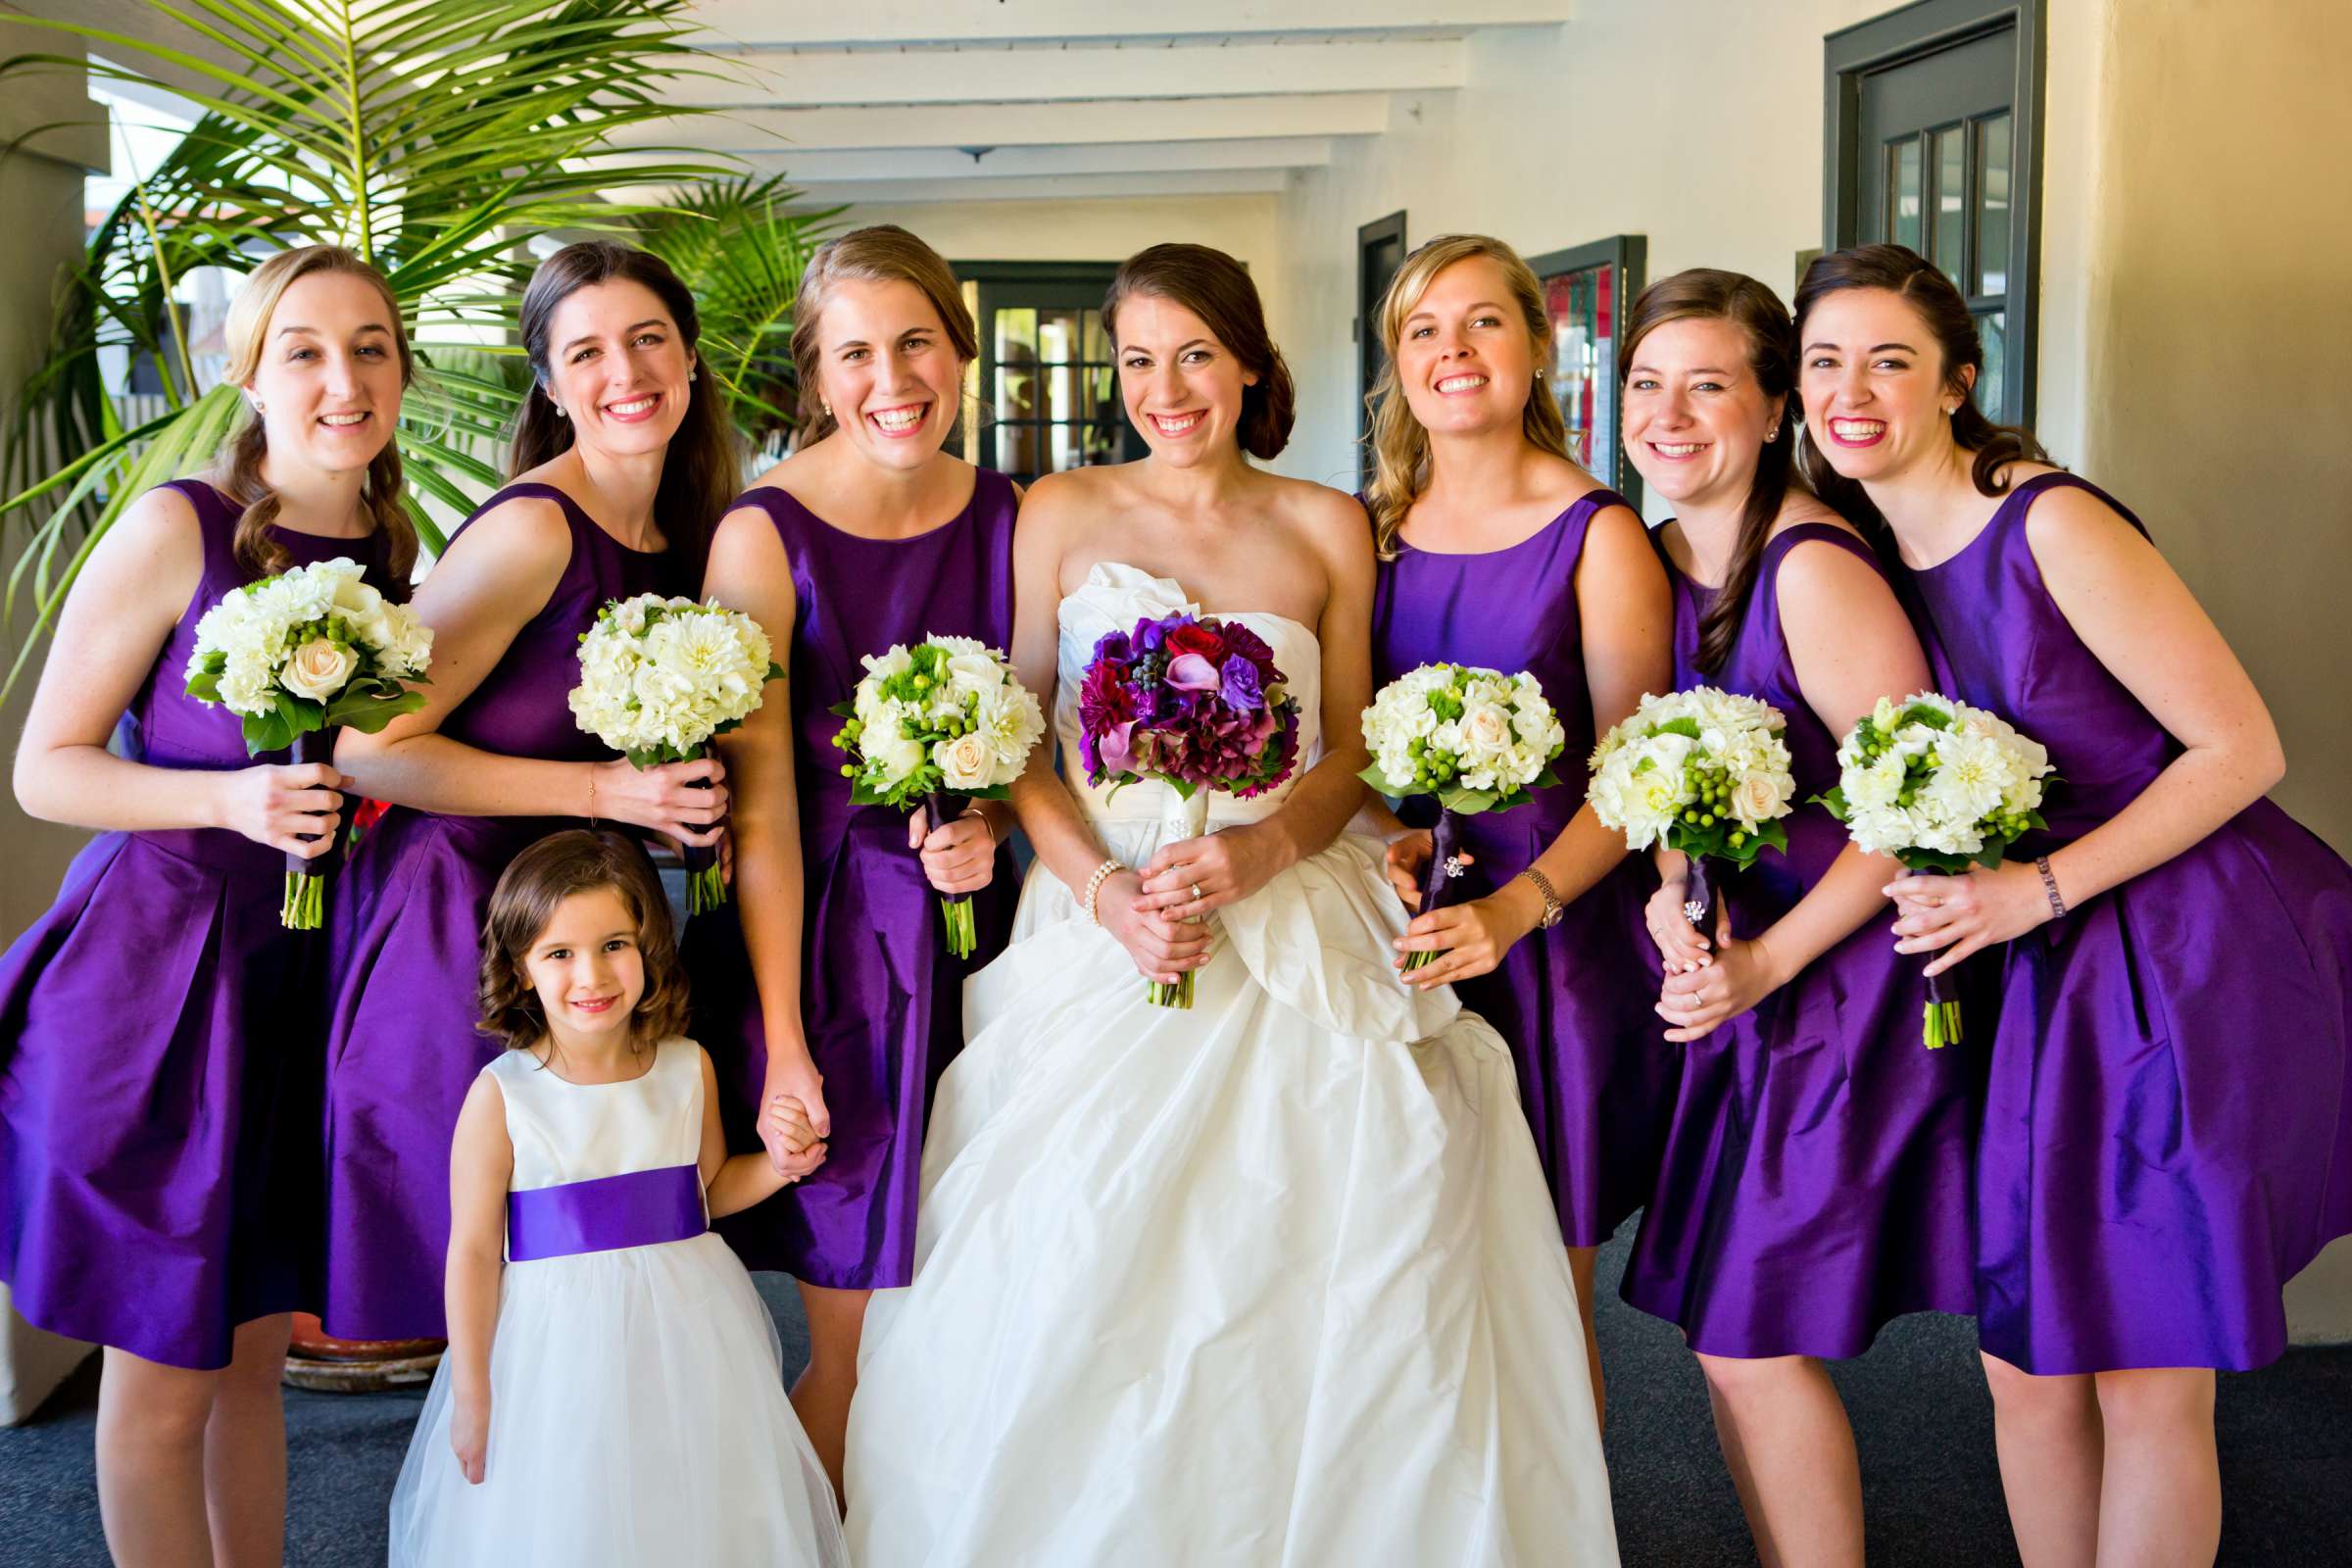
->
[1081, 858, 1122, 926]
[585, 765, 598, 826]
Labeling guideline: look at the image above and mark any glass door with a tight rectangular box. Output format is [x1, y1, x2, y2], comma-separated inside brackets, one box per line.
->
[958, 264, 1135, 486]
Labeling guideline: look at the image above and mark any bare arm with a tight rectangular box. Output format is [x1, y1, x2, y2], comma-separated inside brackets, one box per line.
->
[442, 1071, 513, 1485]
[331, 497, 725, 844]
[701, 508, 830, 1150]
[1660, 539, 1931, 1039]
[1893, 485, 2287, 972]
[11, 486, 345, 852]
[699, 1049, 800, 1219]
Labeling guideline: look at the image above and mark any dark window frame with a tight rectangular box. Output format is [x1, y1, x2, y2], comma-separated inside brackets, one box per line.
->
[953, 259, 1135, 484]
[1356, 210, 1407, 485]
[1525, 233, 1648, 510]
[1823, 0, 2045, 426]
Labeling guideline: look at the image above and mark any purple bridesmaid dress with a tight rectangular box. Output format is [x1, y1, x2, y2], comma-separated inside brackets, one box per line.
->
[1617, 521, 1980, 1358]
[1369, 488, 1672, 1247]
[687, 471, 1018, 1288]
[321, 483, 680, 1340]
[0, 480, 393, 1368]
[1902, 471, 2352, 1373]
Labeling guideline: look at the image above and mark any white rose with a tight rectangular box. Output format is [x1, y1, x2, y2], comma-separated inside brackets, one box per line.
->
[935, 731, 995, 791]
[1730, 770, 1788, 827]
[281, 637, 359, 702]
[1459, 702, 1513, 757]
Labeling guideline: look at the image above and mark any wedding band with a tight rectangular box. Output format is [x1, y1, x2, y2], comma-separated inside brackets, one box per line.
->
[1190, 881, 1204, 902]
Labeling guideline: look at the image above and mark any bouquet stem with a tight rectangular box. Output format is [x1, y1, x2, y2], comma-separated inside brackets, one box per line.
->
[682, 755, 726, 915]
[923, 793, 980, 960]
[1915, 871, 1963, 1050]
[1404, 808, 1465, 973]
[1150, 786, 1214, 1008]
[282, 729, 335, 931]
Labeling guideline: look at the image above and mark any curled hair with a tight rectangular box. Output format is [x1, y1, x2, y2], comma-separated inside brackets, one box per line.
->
[1791, 243, 2051, 525]
[218, 245, 418, 587]
[1363, 234, 1571, 560]
[788, 224, 978, 445]
[1102, 243, 1296, 463]
[1619, 269, 1799, 674]
[509, 242, 736, 582]
[477, 829, 687, 1054]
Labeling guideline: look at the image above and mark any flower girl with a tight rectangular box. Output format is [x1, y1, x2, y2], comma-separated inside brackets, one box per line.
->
[388, 830, 845, 1567]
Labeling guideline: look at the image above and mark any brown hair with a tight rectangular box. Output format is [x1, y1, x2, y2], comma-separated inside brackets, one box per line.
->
[218, 245, 419, 587]
[476, 830, 687, 1054]
[1362, 234, 1572, 559]
[1620, 269, 1800, 674]
[509, 242, 736, 582]
[788, 224, 978, 445]
[1791, 243, 2051, 526]
[1102, 243, 1296, 463]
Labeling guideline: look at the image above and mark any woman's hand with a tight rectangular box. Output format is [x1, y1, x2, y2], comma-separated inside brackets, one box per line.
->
[1134, 823, 1284, 918]
[1887, 862, 2051, 976]
[216, 761, 346, 857]
[908, 804, 998, 896]
[1643, 871, 1714, 974]
[759, 1051, 829, 1177]
[1100, 868, 1214, 986]
[1384, 828, 1433, 908]
[1391, 882, 1538, 989]
[451, 1393, 489, 1485]
[1655, 906, 1783, 1042]
[591, 755, 729, 846]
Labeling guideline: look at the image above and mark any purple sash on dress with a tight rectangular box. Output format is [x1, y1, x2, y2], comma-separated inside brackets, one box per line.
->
[506, 1163, 706, 1262]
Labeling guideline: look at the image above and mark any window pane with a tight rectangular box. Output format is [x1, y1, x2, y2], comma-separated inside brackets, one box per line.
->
[994, 363, 1039, 423]
[994, 307, 1037, 363]
[1085, 365, 1116, 420]
[1889, 137, 1923, 253]
[1082, 311, 1111, 364]
[1975, 310, 2006, 416]
[1038, 309, 1083, 368]
[1933, 127, 1968, 284]
[1977, 114, 2012, 295]
[994, 423, 1042, 478]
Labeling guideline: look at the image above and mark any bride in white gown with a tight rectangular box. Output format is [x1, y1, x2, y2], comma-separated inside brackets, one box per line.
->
[844, 244, 1618, 1567]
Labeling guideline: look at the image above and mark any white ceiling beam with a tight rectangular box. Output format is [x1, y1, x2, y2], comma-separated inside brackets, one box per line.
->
[618, 93, 1390, 153]
[764, 137, 1330, 185]
[747, 169, 1291, 207]
[676, 38, 1464, 108]
[690, 0, 1573, 48]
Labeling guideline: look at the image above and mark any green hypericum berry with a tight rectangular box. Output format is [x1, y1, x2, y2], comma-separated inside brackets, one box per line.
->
[1683, 808, 1700, 823]
[1732, 830, 1747, 847]
[1701, 811, 1717, 826]
[840, 764, 854, 777]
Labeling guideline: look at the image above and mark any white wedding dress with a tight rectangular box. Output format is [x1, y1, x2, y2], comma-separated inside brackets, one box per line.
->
[844, 564, 1619, 1567]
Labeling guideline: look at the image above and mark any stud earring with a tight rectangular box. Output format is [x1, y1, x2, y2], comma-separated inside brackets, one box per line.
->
[690, 369, 698, 383]
[1763, 426, 1779, 443]
[554, 404, 568, 419]
[249, 397, 266, 415]
[821, 402, 832, 419]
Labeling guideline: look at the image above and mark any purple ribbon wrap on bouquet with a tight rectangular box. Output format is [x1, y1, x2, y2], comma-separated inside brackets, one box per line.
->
[925, 791, 980, 960]
[1403, 808, 1467, 973]
[1680, 855, 1716, 943]
[1913, 867, 1965, 1050]
[681, 761, 726, 917]
[281, 728, 337, 930]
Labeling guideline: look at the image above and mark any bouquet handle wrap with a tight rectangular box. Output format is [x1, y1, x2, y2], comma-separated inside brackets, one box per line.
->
[1680, 855, 1716, 940]
[925, 791, 979, 960]
[1403, 808, 1466, 973]
[681, 755, 727, 916]
[1150, 786, 1214, 1008]
[1913, 868, 1965, 1050]
[282, 728, 336, 930]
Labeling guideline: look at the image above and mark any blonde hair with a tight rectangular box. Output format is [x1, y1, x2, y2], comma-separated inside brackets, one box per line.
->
[219, 245, 417, 585]
[1361, 234, 1572, 559]
[788, 224, 977, 445]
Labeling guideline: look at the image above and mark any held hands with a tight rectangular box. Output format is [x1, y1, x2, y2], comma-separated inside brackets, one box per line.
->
[1643, 872, 1715, 975]
[1391, 882, 1533, 990]
[220, 761, 345, 858]
[759, 1054, 830, 1179]
[1887, 862, 2053, 977]
[451, 1393, 488, 1485]
[590, 756, 729, 846]
[1655, 904, 1780, 1042]
[907, 804, 998, 896]
[1134, 823, 1281, 919]
[1099, 867, 1213, 987]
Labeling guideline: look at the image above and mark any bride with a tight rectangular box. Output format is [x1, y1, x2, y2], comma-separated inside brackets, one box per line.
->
[844, 243, 1619, 1566]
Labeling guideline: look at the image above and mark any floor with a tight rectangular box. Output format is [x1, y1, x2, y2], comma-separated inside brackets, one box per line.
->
[4, 1228, 2348, 1564]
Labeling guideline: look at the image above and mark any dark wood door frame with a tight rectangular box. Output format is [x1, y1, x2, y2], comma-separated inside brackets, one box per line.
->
[1357, 210, 1408, 483]
[1823, 0, 2045, 425]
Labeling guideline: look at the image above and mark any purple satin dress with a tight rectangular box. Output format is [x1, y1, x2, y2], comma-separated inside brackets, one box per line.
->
[321, 483, 680, 1340]
[1617, 522, 1981, 1358]
[1369, 489, 1672, 1247]
[687, 473, 1018, 1288]
[1902, 471, 2352, 1373]
[0, 480, 393, 1368]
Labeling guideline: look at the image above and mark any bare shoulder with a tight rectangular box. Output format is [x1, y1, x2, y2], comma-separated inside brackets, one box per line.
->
[2015, 470, 2150, 565]
[77, 483, 207, 611]
[440, 489, 573, 583]
[1019, 464, 1125, 533]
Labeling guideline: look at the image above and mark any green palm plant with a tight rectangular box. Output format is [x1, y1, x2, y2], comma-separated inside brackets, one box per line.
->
[0, 0, 839, 696]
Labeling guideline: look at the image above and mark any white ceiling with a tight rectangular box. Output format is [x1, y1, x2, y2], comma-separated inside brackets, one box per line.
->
[634, 0, 1575, 205]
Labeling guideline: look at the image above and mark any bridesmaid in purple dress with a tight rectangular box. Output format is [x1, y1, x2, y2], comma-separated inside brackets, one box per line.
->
[687, 225, 1017, 1491]
[1, 247, 416, 1563]
[1609, 270, 1978, 1566]
[324, 243, 753, 1342]
[1361, 235, 1672, 1418]
[1798, 243, 2352, 1567]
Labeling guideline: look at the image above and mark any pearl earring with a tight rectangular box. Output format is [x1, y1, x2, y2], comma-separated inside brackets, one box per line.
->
[1763, 426, 1779, 443]
[249, 397, 266, 415]
[554, 404, 568, 419]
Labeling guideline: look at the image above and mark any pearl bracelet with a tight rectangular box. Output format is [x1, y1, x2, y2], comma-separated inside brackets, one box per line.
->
[1081, 858, 1122, 926]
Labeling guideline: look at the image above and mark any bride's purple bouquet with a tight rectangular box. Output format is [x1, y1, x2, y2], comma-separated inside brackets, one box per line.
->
[1078, 610, 1301, 1007]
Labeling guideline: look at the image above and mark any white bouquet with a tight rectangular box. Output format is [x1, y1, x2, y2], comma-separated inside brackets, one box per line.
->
[1586, 686, 1795, 936]
[184, 556, 433, 928]
[1359, 662, 1567, 969]
[1819, 691, 2053, 1047]
[829, 635, 1045, 957]
[568, 594, 783, 914]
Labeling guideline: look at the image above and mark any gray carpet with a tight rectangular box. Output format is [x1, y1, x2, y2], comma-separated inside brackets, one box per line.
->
[4, 1228, 2348, 1564]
